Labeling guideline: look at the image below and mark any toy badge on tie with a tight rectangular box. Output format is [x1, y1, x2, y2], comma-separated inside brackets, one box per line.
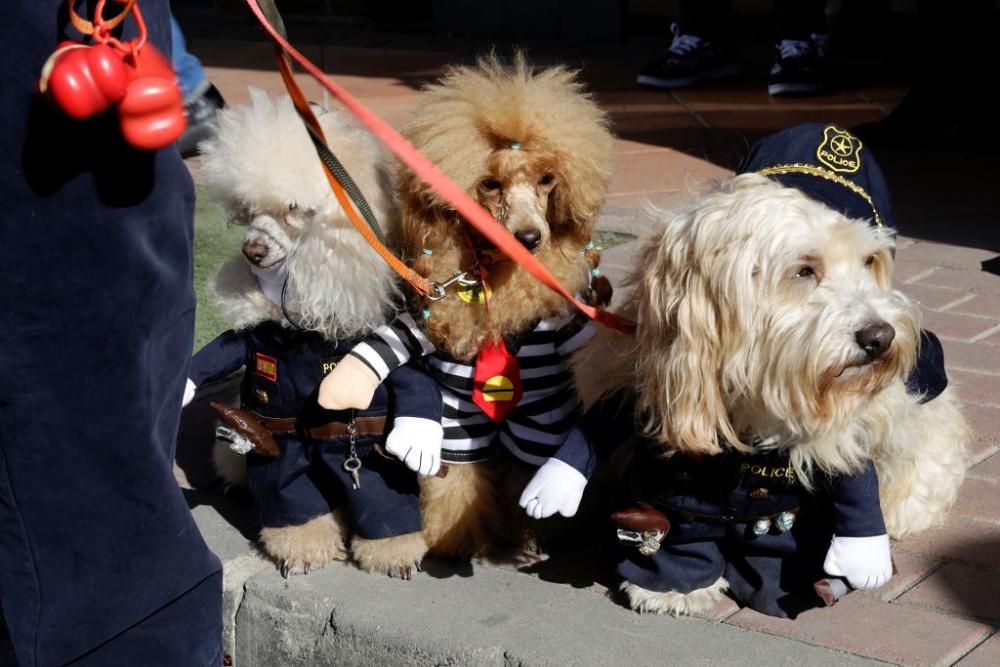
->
[37, 0, 185, 150]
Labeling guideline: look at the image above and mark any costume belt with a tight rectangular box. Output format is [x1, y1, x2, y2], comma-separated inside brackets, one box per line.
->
[251, 412, 387, 440]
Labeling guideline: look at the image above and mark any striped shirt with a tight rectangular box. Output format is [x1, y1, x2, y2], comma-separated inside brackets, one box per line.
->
[348, 311, 597, 465]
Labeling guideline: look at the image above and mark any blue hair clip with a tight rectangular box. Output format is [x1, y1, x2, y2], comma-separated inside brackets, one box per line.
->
[510, 142, 521, 151]
[422, 248, 433, 256]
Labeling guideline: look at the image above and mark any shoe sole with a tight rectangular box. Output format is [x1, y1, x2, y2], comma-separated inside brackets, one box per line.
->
[637, 64, 743, 89]
[768, 81, 823, 96]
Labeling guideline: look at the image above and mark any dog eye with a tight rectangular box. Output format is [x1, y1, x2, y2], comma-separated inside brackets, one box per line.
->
[480, 179, 502, 192]
[865, 254, 876, 267]
[795, 265, 816, 279]
[538, 173, 555, 186]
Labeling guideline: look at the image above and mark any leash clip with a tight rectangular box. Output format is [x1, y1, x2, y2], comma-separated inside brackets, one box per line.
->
[426, 269, 469, 301]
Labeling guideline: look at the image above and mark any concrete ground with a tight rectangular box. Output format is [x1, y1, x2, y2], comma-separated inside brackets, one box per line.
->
[176, 15, 1000, 667]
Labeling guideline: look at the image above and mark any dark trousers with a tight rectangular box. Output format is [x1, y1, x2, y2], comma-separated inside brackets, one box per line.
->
[1, 2, 223, 663]
[677, 0, 828, 42]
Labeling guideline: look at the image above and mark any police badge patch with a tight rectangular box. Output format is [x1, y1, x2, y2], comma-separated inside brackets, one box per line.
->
[816, 124, 863, 174]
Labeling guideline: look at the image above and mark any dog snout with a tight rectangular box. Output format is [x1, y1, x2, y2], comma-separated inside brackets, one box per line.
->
[514, 228, 542, 251]
[242, 239, 269, 265]
[855, 321, 895, 359]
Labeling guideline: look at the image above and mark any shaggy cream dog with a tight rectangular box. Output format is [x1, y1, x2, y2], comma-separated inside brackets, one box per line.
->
[564, 173, 970, 615]
[188, 89, 435, 577]
[318, 54, 616, 561]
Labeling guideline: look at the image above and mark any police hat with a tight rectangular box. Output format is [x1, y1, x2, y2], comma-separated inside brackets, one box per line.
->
[739, 123, 894, 230]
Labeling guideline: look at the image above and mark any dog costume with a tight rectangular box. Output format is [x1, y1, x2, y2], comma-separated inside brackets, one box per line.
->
[190, 315, 441, 541]
[346, 308, 596, 466]
[528, 123, 950, 618]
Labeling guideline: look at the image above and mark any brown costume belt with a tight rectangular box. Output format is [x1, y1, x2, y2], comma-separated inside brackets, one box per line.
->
[251, 413, 387, 440]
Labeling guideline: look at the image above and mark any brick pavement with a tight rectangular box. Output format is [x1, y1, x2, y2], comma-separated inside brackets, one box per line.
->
[188, 28, 999, 666]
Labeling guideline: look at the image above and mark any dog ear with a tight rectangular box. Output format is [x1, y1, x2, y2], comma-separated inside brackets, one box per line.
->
[633, 216, 741, 456]
[869, 245, 895, 291]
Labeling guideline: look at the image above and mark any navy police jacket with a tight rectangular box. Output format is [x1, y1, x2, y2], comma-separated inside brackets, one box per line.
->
[555, 391, 886, 538]
[190, 321, 441, 428]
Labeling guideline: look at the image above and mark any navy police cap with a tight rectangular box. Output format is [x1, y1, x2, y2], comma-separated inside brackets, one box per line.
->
[739, 123, 894, 230]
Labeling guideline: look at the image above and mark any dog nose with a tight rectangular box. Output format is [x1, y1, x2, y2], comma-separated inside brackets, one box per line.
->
[855, 321, 895, 359]
[242, 240, 269, 265]
[514, 229, 542, 250]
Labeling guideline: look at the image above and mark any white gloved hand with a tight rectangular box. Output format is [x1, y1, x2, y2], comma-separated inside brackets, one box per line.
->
[385, 416, 443, 476]
[823, 534, 893, 590]
[519, 458, 587, 520]
[182, 378, 197, 408]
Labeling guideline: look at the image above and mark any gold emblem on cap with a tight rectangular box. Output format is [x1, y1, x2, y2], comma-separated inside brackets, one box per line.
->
[816, 124, 863, 174]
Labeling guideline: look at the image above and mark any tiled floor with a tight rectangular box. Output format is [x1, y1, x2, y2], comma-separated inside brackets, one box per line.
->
[185, 20, 1000, 666]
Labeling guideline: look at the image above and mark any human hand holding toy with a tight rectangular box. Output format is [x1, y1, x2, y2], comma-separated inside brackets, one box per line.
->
[317, 355, 380, 410]
[519, 458, 588, 519]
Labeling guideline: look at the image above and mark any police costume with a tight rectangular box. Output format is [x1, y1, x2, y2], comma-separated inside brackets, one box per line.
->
[190, 321, 441, 539]
[0, 2, 222, 664]
[552, 123, 950, 618]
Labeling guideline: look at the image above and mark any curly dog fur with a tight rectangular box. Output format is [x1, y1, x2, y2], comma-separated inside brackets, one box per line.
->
[199, 90, 428, 576]
[396, 54, 615, 558]
[574, 174, 970, 615]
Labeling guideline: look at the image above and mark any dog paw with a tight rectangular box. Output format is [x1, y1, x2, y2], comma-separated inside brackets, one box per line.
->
[621, 578, 729, 616]
[351, 531, 428, 578]
[260, 511, 349, 577]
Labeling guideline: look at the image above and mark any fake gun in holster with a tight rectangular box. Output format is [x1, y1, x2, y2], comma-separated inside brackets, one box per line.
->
[210, 401, 281, 458]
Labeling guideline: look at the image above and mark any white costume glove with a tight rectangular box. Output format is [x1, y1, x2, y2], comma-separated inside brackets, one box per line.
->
[519, 458, 587, 519]
[318, 355, 380, 410]
[182, 378, 197, 408]
[385, 416, 443, 476]
[823, 534, 893, 590]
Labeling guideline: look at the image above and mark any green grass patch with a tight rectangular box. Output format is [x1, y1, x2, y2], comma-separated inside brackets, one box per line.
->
[594, 230, 636, 250]
[193, 186, 244, 350]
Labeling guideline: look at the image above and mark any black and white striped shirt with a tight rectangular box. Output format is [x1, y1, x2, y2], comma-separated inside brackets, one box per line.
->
[348, 311, 597, 465]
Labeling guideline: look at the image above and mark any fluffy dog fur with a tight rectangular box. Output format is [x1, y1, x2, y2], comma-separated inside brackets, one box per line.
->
[398, 54, 616, 558]
[575, 174, 970, 614]
[199, 90, 429, 576]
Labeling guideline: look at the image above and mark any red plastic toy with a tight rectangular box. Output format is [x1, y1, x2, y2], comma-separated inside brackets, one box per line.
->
[37, 0, 185, 150]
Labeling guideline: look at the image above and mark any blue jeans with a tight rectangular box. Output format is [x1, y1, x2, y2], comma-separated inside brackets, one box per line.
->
[170, 16, 208, 100]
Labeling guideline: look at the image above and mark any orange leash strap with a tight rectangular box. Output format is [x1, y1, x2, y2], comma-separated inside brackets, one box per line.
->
[68, 0, 137, 36]
[246, 0, 636, 334]
[271, 50, 438, 298]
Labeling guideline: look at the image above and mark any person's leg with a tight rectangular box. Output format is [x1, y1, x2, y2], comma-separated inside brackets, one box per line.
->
[768, 0, 828, 95]
[1, 5, 222, 663]
[170, 15, 210, 101]
[637, 0, 742, 89]
[66, 572, 223, 666]
[169, 15, 225, 157]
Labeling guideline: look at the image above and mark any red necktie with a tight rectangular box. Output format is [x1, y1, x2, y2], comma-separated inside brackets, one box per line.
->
[471, 339, 522, 422]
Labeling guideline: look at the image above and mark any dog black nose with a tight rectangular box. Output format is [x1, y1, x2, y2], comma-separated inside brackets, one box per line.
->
[242, 240, 269, 265]
[855, 321, 895, 359]
[514, 229, 542, 250]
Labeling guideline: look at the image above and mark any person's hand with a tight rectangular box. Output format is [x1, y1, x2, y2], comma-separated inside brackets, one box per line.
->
[519, 458, 587, 519]
[317, 355, 379, 410]
[182, 378, 197, 407]
[385, 417, 443, 476]
[823, 534, 893, 589]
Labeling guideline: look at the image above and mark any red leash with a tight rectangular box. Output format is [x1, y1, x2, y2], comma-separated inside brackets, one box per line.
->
[244, 0, 636, 335]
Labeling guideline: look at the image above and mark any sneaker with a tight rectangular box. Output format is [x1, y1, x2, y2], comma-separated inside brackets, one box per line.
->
[177, 84, 226, 158]
[768, 37, 824, 96]
[637, 23, 742, 89]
